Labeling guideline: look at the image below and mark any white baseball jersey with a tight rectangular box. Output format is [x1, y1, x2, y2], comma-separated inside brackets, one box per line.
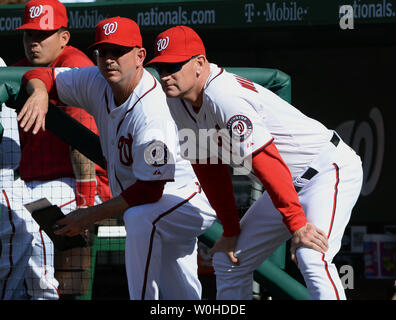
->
[54, 67, 196, 197]
[165, 63, 362, 300]
[49, 66, 217, 299]
[167, 63, 333, 180]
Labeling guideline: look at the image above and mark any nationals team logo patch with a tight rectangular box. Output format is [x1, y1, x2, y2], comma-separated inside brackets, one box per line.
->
[226, 115, 253, 142]
[144, 141, 168, 167]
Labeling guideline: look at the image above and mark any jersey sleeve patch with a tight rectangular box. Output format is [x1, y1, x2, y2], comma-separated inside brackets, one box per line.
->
[143, 140, 169, 167]
[226, 114, 253, 142]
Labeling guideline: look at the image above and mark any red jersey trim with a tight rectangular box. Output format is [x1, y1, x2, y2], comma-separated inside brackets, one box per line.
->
[116, 73, 157, 135]
[250, 138, 275, 158]
[206, 67, 224, 88]
[178, 68, 224, 121]
[321, 163, 340, 300]
[121, 180, 165, 208]
[38, 229, 60, 299]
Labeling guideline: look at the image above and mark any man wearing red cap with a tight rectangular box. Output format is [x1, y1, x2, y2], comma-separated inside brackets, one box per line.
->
[17, 16, 218, 300]
[146, 25, 363, 300]
[0, 0, 111, 300]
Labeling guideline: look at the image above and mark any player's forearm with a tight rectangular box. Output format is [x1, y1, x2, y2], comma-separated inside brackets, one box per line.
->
[84, 195, 129, 224]
[18, 78, 49, 134]
[70, 147, 97, 207]
[80, 180, 165, 225]
[25, 78, 48, 95]
[70, 147, 96, 180]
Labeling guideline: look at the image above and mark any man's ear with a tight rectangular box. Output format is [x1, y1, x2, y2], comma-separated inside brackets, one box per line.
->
[59, 30, 71, 48]
[195, 55, 206, 77]
[136, 47, 147, 67]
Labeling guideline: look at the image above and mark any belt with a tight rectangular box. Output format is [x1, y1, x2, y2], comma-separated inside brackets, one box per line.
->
[294, 132, 340, 193]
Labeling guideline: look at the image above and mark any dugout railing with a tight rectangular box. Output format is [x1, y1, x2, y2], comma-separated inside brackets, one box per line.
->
[0, 66, 310, 300]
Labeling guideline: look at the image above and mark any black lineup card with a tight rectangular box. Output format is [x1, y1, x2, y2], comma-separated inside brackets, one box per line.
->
[24, 198, 87, 251]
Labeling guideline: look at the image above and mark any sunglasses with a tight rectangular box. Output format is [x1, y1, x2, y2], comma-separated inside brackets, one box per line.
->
[93, 47, 134, 59]
[153, 55, 200, 75]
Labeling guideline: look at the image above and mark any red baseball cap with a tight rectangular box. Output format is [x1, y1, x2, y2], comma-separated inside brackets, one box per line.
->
[16, 0, 67, 31]
[89, 17, 142, 49]
[146, 25, 206, 65]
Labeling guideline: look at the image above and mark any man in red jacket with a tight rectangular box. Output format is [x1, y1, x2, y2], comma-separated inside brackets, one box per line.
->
[0, 0, 111, 300]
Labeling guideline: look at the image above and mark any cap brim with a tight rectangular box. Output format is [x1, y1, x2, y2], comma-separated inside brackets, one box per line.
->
[88, 39, 140, 50]
[16, 23, 61, 31]
[146, 54, 193, 66]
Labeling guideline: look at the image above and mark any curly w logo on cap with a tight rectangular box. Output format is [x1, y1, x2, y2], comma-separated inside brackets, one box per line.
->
[89, 17, 142, 49]
[157, 36, 170, 52]
[146, 25, 206, 65]
[16, 0, 67, 31]
[29, 5, 44, 19]
[103, 22, 118, 36]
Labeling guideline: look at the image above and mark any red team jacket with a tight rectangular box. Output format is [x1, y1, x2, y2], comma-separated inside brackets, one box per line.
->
[14, 45, 112, 202]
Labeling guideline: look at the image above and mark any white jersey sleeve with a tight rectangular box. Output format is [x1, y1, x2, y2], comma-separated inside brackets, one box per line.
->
[54, 66, 103, 116]
[131, 116, 177, 182]
[204, 74, 274, 162]
[205, 64, 333, 178]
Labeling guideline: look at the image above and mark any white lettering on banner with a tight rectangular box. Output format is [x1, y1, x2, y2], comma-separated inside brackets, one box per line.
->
[137, 6, 215, 26]
[68, 10, 107, 29]
[245, 3, 255, 23]
[244, 1, 308, 23]
[0, 17, 22, 31]
[266, 2, 307, 22]
[29, 5, 43, 18]
[335, 107, 385, 196]
[103, 21, 118, 35]
[157, 36, 169, 52]
[339, 0, 395, 20]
